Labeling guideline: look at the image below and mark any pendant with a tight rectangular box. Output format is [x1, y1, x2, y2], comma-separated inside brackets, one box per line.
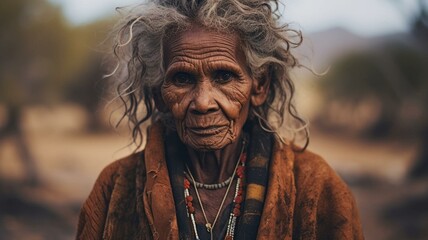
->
[205, 223, 212, 232]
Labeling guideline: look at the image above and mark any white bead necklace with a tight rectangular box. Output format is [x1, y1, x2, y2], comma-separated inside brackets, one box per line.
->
[183, 138, 247, 240]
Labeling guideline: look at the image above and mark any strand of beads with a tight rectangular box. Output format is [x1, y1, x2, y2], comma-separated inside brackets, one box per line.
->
[184, 178, 200, 240]
[184, 138, 247, 240]
[184, 172, 233, 190]
[225, 153, 246, 240]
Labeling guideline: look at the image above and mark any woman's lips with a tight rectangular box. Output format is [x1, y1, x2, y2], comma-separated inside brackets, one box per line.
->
[187, 125, 228, 135]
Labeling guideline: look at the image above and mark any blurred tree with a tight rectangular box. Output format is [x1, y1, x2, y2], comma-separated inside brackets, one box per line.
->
[0, 0, 71, 184]
[391, 0, 428, 40]
[391, 0, 428, 178]
[0, 0, 111, 184]
[319, 0, 428, 179]
[319, 44, 428, 136]
[320, 51, 428, 178]
[63, 19, 115, 132]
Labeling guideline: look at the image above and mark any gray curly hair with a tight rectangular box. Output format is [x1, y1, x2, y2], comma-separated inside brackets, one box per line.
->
[109, 0, 308, 149]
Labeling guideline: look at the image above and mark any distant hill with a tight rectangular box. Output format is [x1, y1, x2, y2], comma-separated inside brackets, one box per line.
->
[293, 27, 424, 68]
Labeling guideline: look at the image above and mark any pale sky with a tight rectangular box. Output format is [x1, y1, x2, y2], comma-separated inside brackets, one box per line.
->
[49, 0, 423, 36]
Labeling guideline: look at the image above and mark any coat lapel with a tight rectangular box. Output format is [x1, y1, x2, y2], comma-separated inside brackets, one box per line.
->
[257, 142, 296, 240]
[143, 123, 180, 239]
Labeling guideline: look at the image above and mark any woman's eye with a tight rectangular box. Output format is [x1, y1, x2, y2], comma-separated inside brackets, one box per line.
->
[214, 70, 236, 84]
[172, 72, 195, 85]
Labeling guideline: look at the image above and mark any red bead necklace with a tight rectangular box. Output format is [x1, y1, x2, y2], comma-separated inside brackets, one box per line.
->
[184, 150, 246, 240]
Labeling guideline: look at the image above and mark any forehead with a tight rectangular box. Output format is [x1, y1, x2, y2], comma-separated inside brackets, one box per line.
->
[164, 25, 243, 64]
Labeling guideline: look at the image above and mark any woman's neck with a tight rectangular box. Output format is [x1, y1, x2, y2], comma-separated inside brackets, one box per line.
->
[186, 134, 243, 184]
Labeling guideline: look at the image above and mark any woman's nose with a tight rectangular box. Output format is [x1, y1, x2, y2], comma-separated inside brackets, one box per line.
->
[189, 81, 219, 114]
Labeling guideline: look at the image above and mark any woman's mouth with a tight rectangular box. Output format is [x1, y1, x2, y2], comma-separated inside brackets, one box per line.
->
[187, 125, 229, 135]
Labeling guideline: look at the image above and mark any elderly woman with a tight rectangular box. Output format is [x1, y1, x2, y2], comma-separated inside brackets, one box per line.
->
[77, 0, 363, 239]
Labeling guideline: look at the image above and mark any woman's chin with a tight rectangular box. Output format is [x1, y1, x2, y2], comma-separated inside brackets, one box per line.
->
[182, 134, 234, 151]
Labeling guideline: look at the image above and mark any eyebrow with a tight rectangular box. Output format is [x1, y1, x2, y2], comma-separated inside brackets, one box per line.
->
[205, 60, 244, 75]
[165, 62, 198, 79]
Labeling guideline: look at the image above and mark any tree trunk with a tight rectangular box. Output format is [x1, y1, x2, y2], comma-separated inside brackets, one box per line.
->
[0, 106, 39, 185]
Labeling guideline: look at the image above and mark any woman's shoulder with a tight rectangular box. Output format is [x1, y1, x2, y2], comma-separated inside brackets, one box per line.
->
[93, 151, 145, 187]
[289, 146, 344, 187]
[284, 146, 364, 239]
[292, 147, 335, 177]
[77, 151, 146, 239]
[284, 145, 355, 202]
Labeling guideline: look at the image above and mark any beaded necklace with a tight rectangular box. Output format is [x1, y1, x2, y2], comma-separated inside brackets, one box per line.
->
[184, 140, 247, 240]
[184, 171, 233, 190]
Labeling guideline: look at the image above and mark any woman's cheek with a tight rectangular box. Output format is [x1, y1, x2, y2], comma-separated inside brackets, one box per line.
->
[161, 85, 175, 105]
[161, 86, 187, 118]
[169, 95, 190, 120]
[218, 85, 251, 119]
[171, 103, 187, 120]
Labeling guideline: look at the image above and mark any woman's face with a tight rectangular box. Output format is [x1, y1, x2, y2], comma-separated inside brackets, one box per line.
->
[161, 26, 257, 151]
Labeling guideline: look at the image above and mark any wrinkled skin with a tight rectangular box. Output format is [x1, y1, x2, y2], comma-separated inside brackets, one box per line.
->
[159, 25, 270, 235]
[161, 27, 253, 151]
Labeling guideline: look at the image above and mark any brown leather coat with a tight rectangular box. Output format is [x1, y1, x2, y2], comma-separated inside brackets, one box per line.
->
[76, 123, 364, 239]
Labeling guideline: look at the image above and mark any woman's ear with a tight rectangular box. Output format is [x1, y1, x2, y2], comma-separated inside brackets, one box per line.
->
[251, 67, 271, 106]
[153, 86, 169, 112]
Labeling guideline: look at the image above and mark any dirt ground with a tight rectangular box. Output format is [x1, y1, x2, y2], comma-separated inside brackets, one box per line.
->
[0, 107, 426, 240]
